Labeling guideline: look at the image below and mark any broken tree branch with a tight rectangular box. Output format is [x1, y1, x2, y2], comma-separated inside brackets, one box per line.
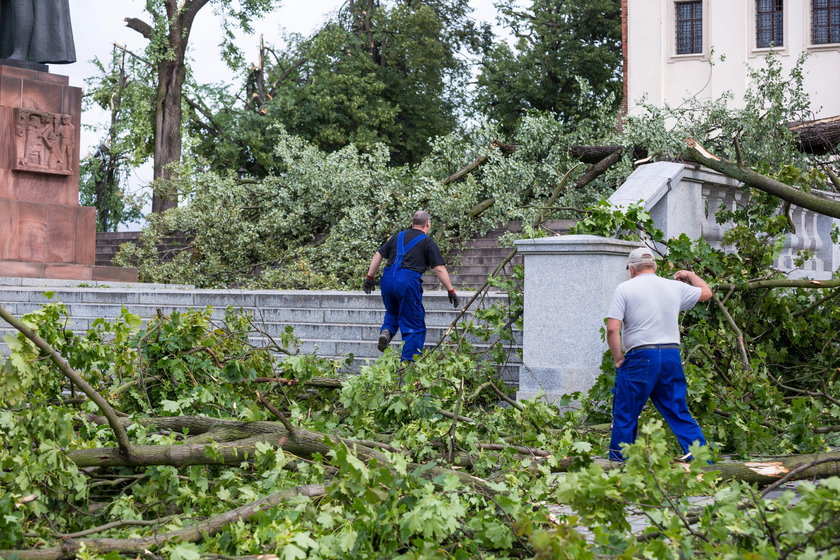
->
[684, 138, 840, 219]
[0, 305, 133, 459]
[0, 484, 326, 560]
[716, 278, 840, 291]
[711, 294, 751, 369]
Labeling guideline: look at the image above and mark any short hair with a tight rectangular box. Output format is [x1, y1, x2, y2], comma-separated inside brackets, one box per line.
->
[412, 211, 430, 227]
[629, 261, 657, 273]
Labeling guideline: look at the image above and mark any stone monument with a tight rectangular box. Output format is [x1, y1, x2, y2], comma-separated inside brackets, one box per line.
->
[0, 1, 137, 281]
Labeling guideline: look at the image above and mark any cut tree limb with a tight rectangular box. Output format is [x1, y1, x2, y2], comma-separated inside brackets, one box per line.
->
[705, 451, 840, 484]
[72, 417, 501, 497]
[787, 114, 840, 155]
[0, 484, 326, 560]
[684, 139, 840, 219]
[717, 278, 840, 290]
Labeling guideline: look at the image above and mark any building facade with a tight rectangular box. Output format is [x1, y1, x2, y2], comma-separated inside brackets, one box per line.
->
[623, 0, 840, 117]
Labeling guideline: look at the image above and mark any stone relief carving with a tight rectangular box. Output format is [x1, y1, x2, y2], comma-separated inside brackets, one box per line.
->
[12, 108, 74, 175]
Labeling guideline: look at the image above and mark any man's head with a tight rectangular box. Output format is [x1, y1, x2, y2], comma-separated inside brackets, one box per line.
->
[412, 210, 431, 232]
[627, 247, 657, 276]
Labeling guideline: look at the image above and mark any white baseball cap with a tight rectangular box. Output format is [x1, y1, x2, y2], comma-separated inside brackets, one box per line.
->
[627, 247, 656, 267]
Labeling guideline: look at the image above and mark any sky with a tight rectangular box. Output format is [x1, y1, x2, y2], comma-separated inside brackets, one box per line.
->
[60, 0, 501, 228]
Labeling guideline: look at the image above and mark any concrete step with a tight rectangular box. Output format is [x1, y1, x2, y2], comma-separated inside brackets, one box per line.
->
[453, 246, 522, 259]
[453, 254, 523, 267]
[0, 286, 521, 386]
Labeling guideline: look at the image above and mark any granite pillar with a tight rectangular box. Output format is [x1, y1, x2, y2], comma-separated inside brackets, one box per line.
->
[0, 64, 136, 282]
[513, 235, 639, 403]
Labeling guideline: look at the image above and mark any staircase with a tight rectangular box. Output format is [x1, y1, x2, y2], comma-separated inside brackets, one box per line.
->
[97, 221, 575, 291]
[96, 232, 189, 267]
[0, 281, 522, 385]
[423, 220, 575, 289]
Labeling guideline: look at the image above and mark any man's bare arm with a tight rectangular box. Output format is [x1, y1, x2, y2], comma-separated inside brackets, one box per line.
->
[674, 270, 713, 302]
[606, 318, 624, 367]
[367, 252, 383, 278]
[432, 265, 455, 292]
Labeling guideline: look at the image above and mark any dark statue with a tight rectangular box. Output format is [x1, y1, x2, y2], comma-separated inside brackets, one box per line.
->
[0, 0, 76, 67]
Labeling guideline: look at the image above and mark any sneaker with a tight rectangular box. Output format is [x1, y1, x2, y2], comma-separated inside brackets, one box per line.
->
[377, 330, 392, 352]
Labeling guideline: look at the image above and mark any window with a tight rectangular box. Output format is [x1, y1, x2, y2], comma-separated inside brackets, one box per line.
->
[813, 0, 840, 44]
[676, 1, 703, 54]
[756, 0, 784, 48]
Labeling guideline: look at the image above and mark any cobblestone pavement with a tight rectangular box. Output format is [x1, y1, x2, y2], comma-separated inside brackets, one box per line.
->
[546, 478, 808, 540]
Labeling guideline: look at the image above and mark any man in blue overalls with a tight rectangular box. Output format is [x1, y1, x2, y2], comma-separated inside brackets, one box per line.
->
[363, 211, 459, 362]
[606, 247, 713, 461]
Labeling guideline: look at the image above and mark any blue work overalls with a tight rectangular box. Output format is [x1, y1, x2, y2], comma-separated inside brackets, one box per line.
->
[609, 347, 707, 461]
[379, 231, 427, 362]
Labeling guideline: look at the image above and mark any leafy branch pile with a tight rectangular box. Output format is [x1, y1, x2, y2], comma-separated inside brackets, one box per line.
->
[114, 103, 623, 288]
[2, 215, 840, 558]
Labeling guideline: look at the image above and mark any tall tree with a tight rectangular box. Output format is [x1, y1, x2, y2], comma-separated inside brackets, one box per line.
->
[125, 0, 274, 213]
[476, 0, 622, 133]
[189, 0, 489, 171]
[80, 46, 153, 231]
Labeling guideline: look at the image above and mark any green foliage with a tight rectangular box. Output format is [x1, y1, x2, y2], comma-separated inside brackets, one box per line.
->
[622, 52, 815, 175]
[1, 284, 838, 556]
[80, 47, 152, 231]
[189, 0, 487, 170]
[117, 114, 617, 288]
[476, 0, 622, 133]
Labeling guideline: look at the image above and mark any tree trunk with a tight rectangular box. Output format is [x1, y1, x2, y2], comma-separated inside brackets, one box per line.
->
[706, 451, 840, 484]
[129, 0, 211, 213]
[151, 59, 184, 213]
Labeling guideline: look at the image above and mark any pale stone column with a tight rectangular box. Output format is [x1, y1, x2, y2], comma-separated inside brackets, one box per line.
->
[513, 235, 639, 403]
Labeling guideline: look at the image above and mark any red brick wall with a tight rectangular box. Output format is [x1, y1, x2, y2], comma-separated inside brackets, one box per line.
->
[621, 0, 628, 116]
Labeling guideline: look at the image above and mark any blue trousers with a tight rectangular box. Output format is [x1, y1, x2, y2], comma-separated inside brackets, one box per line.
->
[609, 347, 707, 461]
[379, 267, 425, 361]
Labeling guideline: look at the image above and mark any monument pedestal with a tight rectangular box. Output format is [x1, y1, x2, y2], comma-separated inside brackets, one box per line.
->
[0, 65, 137, 282]
[513, 235, 638, 403]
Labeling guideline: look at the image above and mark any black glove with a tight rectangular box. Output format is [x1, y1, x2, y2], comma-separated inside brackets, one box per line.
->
[363, 276, 375, 294]
[447, 290, 459, 308]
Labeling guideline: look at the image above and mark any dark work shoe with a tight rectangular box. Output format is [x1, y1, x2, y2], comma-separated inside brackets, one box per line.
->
[377, 330, 392, 352]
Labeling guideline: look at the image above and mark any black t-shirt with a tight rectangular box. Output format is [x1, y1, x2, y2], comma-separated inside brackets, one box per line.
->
[378, 228, 445, 273]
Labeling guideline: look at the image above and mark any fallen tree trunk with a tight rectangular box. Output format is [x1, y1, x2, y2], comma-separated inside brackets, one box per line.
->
[705, 451, 840, 484]
[0, 484, 326, 560]
[76, 416, 501, 498]
[716, 278, 840, 290]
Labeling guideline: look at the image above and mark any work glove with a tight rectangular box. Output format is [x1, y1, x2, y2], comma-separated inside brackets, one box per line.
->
[363, 276, 375, 294]
[447, 289, 459, 308]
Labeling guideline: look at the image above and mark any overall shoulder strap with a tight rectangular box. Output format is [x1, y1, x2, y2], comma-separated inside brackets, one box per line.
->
[402, 233, 427, 253]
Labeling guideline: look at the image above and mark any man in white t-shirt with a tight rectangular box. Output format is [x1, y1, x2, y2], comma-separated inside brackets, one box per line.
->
[605, 247, 713, 461]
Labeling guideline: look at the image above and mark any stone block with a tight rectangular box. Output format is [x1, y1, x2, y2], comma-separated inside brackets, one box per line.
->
[0, 74, 23, 107]
[46, 204, 75, 262]
[21, 75, 64, 114]
[42, 264, 93, 280]
[91, 266, 139, 283]
[13, 171, 71, 204]
[513, 235, 639, 403]
[1, 66, 39, 82]
[75, 207, 96, 265]
[0, 167, 14, 199]
[0, 199, 18, 259]
[16, 202, 49, 261]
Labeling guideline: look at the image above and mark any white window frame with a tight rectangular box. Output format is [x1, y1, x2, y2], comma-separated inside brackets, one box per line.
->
[668, 0, 708, 61]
